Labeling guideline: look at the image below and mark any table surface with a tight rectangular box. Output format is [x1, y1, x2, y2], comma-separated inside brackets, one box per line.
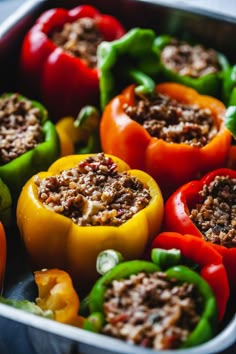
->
[0, 0, 236, 24]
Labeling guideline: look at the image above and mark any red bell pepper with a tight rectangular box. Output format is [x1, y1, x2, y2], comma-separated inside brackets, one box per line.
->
[227, 143, 236, 169]
[20, 5, 125, 120]
[163, 168, 236, 289]
[100, 83, 232, 199]
[0, 222, 6, 292]
[150, 232, 229, 322]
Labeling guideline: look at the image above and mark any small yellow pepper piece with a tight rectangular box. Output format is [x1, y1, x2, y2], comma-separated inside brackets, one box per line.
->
[34, 268, 84, 327]
[56, 116, 88, 156]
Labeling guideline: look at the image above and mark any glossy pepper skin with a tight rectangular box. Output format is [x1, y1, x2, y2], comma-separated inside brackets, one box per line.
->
[20, 5, 125, 120]
[16, 154, 164, 290]
[0, 94, 60, 201]
[0, 222, 6, 292]
[35, 268, 84, 327]
[98, 27, 159, 110]
[153, 35, 229, 97]
[86, 259, 217, 349]
[222, 64, 236, 106]
[150, 232, 229, 321]
[55, 106, 100, 157]
[163, 168, 236, 289]
[0, 178, 12, 226]
[100, 82, 232, 199]
[0, 268, 84, 327]
[224, 106, 236, 169]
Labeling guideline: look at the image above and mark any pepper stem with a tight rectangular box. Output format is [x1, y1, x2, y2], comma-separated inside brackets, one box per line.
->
[74, 106, 101, 153]
[127, 68, 156, 96]
[151, 248, 181, 269]
[96, 249, 124, 275]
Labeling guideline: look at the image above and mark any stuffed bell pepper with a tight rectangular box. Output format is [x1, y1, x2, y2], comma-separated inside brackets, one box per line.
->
[20, 5, 125, 120]
[153, 35, 229, 97]
[85, 251, 218, 350]
[100, 82, 232, 198]
[0, 93, 59, 200]
[98, 27, 159, 110]
[150, 232, 229, 322]
[163, 168, 236, 289]
[17, 153, 164, 290]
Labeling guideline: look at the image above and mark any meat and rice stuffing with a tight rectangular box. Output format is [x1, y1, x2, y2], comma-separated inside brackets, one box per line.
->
[49, 17, 104, 68]
[190, 175, 236, 247]
[34, 153, 151, 226]
[123, 92, 218, 147]
[161, 39, 220, 78]
[102, 271, 202, 350]
[0, 94, 43, 164]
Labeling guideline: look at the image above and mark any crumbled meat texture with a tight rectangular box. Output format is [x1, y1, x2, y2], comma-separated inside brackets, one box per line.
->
[190, 175, 236, 247]
[161, 39, 220, 78]
[102, 271, 202, 350]
[123, 92, 218, 147]
[35, 153, 151, 226]
[0, 94, 43, 164]
[49, 17, 104, 68]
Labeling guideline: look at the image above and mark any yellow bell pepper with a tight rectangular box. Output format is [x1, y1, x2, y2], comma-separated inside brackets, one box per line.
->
[55, 116, 88, 156]
[16, 154, 164, 290]
[34, 268, 84, 327]
[55, 106, 100, 157]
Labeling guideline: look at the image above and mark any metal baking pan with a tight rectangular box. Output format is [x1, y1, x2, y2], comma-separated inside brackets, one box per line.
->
[0, 0, 236, 353]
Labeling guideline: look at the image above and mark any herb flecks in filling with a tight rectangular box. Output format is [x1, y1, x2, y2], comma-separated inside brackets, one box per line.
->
[161, 39, 220, 78]
[49, 17, 104, 68]
[123, 92, 218, 147]
[102, 271, 202, 350]
[35, 153, 151, 226]
[0, 94, 43, 165]
[190, 175, 236, 247]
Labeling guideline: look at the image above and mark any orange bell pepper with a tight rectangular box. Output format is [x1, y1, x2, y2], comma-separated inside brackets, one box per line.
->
[100, 83, 232, 198]
[17, 153, 164, 290]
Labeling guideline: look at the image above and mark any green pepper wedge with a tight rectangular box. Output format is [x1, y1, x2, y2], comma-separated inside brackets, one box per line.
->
[0, 93, 60, 200]
[86, 258, 217, 349]
[153, 34, 229, 97]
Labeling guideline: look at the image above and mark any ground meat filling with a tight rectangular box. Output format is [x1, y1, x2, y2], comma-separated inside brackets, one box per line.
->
[161, 39, 220, 78]
[123, 92, 217, 147]
[35, 153, 151, 226]
[190, 175, 236, 247]
[0, 94, 43, 165]
[102, 271, 202, 350]
[49, 17, 104, 68]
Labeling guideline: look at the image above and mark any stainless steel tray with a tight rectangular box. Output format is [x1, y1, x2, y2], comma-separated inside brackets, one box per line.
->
[0, 1, 236, 353]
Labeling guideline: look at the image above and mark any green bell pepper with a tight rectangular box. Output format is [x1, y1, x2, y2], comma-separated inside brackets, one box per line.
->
[225, 105, 236, 137]
[0, 178, 12, 226]
[153, 34, 229, 97]
[222, 64, 236, 106]
[85, 256, 217, 349]
[0, 93, 60, 200]
[98, 28, 159, 110]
